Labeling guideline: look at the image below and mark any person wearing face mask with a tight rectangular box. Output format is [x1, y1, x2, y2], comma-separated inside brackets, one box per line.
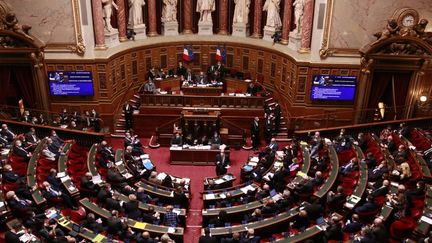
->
[41, 181, 77, 210]
[13, 140, 32, 159]
[2, 164, 23, 183]
[50, 130, 65, 150]
[1, 123, 16, 142]
[5, 191, 37, 215]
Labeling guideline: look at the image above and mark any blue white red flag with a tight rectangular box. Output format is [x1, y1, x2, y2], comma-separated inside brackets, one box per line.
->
[183, 45, 194, 62]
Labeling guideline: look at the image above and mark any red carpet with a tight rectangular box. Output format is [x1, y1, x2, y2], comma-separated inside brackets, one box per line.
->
[110, 138, 252, 242]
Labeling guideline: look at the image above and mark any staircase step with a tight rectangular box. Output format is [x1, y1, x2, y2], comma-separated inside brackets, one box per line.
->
[111, 133, 126, 138]
[265, 97, 273, 102]
[116, 123, 125, 127]
[276, 132, 288, 136]
[275, 138, 292, 142]
[279, 127, 288, 131]
[118, 118, 125, 122]
[267, 102, 275, 107]
[130, 99, 138, 104]
[115, 129, 126, 133]
[133, 94, 140, 99]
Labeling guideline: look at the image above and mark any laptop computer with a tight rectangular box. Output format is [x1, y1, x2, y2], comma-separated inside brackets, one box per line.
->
[69, 223, 81, 237]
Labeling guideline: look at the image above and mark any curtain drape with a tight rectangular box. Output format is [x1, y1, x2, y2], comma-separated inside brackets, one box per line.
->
[0, 66, 11, 105]
[11, 66, 36, 108]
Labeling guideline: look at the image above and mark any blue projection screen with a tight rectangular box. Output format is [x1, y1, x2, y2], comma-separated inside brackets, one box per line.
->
[310, 75, 357, 101]
[48, 71, 94, 96]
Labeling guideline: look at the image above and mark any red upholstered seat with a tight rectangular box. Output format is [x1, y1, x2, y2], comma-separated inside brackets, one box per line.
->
[70, 206, 87, 223]
[390, 217, 416, 240]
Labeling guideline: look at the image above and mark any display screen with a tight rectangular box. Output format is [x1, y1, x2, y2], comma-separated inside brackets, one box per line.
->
[48, 71, 94, 96]
[310, 75, 357, 101]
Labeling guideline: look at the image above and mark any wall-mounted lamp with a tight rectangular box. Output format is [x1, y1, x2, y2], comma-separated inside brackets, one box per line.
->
[378, 102, 385, 119]
[420, 95, 428, 103]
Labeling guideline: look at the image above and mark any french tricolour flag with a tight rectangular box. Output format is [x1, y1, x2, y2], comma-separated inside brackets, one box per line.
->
[215, 46, 226, 62]
[183, 46, 194, 62]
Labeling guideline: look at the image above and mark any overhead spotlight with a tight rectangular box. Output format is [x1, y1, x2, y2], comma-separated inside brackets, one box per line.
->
[420, 95, 428, 103]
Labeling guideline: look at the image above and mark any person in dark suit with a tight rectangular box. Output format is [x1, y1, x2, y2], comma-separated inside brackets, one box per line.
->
[251, 117, 260, 150]
[80, 172, 99, 193]
[123, 194, 142, 220]
[343, 214, 363, 233]
[241, 228, 260, 243]
[210, 132, 221, 145]
[195, 71, 207, 85]
[173, 187, 189, 210]
[136, 231, 157, 243]
[176, 61, 187, 77]
[107, 210, 125, 235]
[273, 102, 281, 132]
[216, 160, 227, 176]
[364, 152, 377, 168]
[13, 140, 32, 159]
[97, 184, 112, 204]
[2, 164, 23, 183]
[371, 179, 390, 197]
[59, 108, 69, 125]
[215, 150, 230, 166]
[46, 168, 63, 192]
[5, 222, 25, 242]
[324, 216, 344, 241]
[199, 227, 218, 243]
[357, 133, 368, 152]
[247, 83, 257, 96]
[107, 168, 127, 189]
[25, 127, 40, 150]
[372, 218, 389, 243]
[141, 206, 158, 224]
[385, 136, 397, 154]
[221, 232, 241, 243]
[50, 130, 65, 149]
[399, 123, 411, 139]
[170, 133, 183, 146]
[147, 67, 157, 81]
[1, 124, 16, 142]
[268, 138, 279, 152]
[327, 185, 347, 208]
[105, 192, 122, 211]
[123, 102, 134, 130]
[5, 191, 37, 215]
[83, 213, 103, 233]
[355, 195, 379, 214]
[99, 140, 115, 168]
[41, 181, 76, 209]
[305, 203, 324, 220]
[264, 114, 273, 144]
[124, 132, 145, 155]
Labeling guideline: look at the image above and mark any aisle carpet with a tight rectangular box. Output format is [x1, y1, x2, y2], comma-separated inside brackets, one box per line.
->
[110, 138, 252, 242]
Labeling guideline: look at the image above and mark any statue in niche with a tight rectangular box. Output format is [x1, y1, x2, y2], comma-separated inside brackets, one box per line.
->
[263, 0, 282, 28]
[233, 0, 251, 24]
[102, 0, 118, 32]
[162, 0, 177, 23]
[128, 0, 145, 28]
[196, 0, 215, 23]
[292, 0, 304, 34]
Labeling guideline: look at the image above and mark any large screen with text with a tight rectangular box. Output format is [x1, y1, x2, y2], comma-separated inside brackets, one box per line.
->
[48, 71, 94, 96]
[310, 75, 357, 101]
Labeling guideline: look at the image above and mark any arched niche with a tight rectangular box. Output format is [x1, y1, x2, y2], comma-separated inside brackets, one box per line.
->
[357, 9, 432, 123]
[0, 4, 49, 111]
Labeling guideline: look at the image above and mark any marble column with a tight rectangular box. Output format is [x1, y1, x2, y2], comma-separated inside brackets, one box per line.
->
[218, 0, 229, 35]
[116, 0, 127, 41]
[251, 0, 263, 38]
[280, 0, 293, 45]
[300, 0, 314, 52]
[91, 0, 106, 48]
[147, 0, 158, 36]
[183, 0, 193, 34]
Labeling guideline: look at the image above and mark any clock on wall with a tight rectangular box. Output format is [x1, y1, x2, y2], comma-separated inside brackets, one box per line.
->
[393, 8, 419, 28]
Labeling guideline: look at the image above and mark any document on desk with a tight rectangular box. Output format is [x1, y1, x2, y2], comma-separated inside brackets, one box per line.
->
[173, 208, 181, 215]
[214, 179, 225, 184]
[168, 227, 176, 233]
[240, 185, 256, 194]
[420, 216, 432, 225]
[134, 222, 147, 229]
[205, 193, 216, 200]
[56, 172, 66, 178]
[92, 175, 102, 184]
[157, 172, 168, 181]
[60, 175, 71, 183]
[250, 157, 259, 163]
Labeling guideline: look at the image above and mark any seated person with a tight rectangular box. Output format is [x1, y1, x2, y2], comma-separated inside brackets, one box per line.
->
[369, 160, 389, 181]
[5, 222, 26, 242]
[2, 164, 23, 183]
[41, 181, 76, 209]
[343, 214, 363, 233]
[80, 172, 99, 193]
[136, 187, 153, 203]
[339, 158, 358, 176]
[163, 205, 179, 227]
[267, 138, 279, 152]
[82, 213, 103, 233]
[210, 132, 221, 145]
[209, 210, 228, 227]
[156, 68, 166, 79]
[170, 133, 183, 146]
[241, 229, 260, 243]
[1, 124, 16, 142]
[247, 82, 257, 96]
[147, 67, 157, 81]
[184, 69, 195, 83]
[106, 167, 128, 189]
[123, 194, 142, 220]
[371, 179, 390, 197]
[13, 140, 32, 159]
[325, 216, 344, 241]
[392, 160, 411, 181]
[355, 195, 378, 214]
[176, 61, 187, 77]
[364, 152, 377, 168]
[99, 140, 115, 168]
[195, 71, 207, 85]
[41, 144, 57, 161]
[327, 185, 347, 206]
[292, 210, 310, 230]
[50, 130, 65, 150]
[143, 78, 156, 94]
[24, 127, 40, 150]
[311, 171, 324, 187]
[46, 168, 64, 192]
[261, 198, 279, 215]
[124, 132, 145, 155]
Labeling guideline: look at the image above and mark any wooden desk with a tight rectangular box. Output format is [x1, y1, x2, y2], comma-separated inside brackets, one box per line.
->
[203, 174, 236, 191]
[292, 144, 311, 185]
[210, 207, 300, 237]
[181, 108, 220, 121]
[79, 198, 184, 242]
[170, 147, 229, 165]
[203, 183, 259, 208]
[49, 208, 109, 242]
[344, 145, 368, 210]
[87, 143, 99, 176]
[182, 86, 223, 96]
[275, 225, 323, 243]
[27, 139, 47, 205]
[58, 143, 80, 198]
[413, 184, 432, 237]
[314, 145, 339, 198]
[202, 200, 263, 225]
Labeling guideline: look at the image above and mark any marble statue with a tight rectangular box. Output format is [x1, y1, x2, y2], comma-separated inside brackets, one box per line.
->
[102, 0, 118, 32]
[196, 0, 215, 23]
[162, 0, 177, 23]
[293, 0, 304, 34]
[263, 0, 282, 28]
[128, 0, 145, 28]
[233, 0, 251, 24]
